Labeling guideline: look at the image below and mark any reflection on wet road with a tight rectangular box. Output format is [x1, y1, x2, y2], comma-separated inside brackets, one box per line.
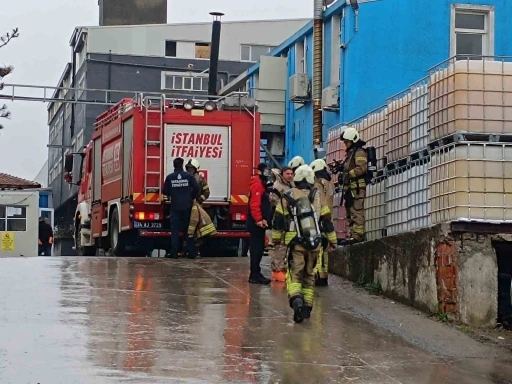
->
[0, 257, 511, 383]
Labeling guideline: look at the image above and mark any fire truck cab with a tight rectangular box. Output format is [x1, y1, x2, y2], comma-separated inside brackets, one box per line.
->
[64, 93, 260, 257]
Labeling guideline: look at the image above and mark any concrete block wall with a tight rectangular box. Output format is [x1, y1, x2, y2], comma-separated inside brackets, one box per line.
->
[330, 225, 512, 328]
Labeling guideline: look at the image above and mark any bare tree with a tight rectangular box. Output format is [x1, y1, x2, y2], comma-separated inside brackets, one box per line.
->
[0, 28, 19, 130]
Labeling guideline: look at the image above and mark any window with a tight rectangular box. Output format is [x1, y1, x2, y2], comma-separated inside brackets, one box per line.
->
[0, 206, 27, 232]
[331, 15, 341, 84]
[451, 4, 494, 59]
[295, 39, 306, 73]
[241, 45, 275, 62]
[195, 43, 210, 59]
[161, 71, 209, 92]
[77, 73, 86, 98]
[165, 40, 177, 57]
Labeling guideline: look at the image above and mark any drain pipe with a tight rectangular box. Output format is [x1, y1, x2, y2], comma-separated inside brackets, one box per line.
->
[313, 0, 324, 158]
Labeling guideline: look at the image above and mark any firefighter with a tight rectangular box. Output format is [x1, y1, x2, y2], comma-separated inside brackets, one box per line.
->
[163, 157, 200, 259]
[185, 158, 210, 204]
[288, 156, 305, 173]
[310, 158, 336, 286]
[272, 165, 337, 323]
[268, 166, 294, 282]
[340, 127, 368, 244]
[186, 158, 212, 256]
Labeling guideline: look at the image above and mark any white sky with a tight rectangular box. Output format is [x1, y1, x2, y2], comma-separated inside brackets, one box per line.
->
[0, 0, 313, 180]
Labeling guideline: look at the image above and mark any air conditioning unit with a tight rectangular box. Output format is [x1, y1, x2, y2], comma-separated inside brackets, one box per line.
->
[289, 73, 310, 102]
[322, 85, 339, 110]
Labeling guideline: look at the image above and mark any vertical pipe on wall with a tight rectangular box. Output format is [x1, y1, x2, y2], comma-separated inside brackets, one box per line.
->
[313, 0, 324, 149]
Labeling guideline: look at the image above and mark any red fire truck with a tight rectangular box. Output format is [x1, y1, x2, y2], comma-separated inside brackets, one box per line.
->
[64, 94, 260, 256]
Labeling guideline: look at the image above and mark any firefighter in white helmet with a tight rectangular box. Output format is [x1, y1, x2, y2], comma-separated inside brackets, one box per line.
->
[186, 158, 210, 204]
[272, 165, 337, 323]
[340, 127, 368, 244]
[185, 158, 214, 257]
[310, 159, 336, 286]
[288, 156, 305, 172]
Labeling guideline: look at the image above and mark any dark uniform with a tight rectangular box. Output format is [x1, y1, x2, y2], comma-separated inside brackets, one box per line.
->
[163, 165, 199, 258]
[342, 143, 368, 242]
[38, 218, 53, 256]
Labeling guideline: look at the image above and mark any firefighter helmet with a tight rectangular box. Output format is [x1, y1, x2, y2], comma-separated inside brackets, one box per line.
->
[186, 158, 200, 171]
[340, 127, 360, 143]
[310, 159, 327, 173]
[288, 156, 305, 170]
[293, 165, 315, 185]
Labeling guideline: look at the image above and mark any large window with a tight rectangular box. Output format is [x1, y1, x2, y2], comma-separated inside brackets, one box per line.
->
[0, 206, 27, 232]
[451, 4, 494, 59]
[161, 71, 212, 92]
[241, 45, 275, 62]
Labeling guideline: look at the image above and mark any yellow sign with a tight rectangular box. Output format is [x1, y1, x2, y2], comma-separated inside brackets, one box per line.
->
[1, 232, 15, 251]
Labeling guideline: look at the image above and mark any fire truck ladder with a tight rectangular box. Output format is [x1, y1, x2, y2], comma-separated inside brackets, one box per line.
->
[142, 94, 165, 205]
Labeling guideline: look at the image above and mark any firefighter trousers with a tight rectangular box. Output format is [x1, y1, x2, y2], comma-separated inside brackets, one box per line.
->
[345, 189, 366, 241]
[315, 246, 329, 280]
[286, 244, 320, 308]
[270, 242, 287, 272]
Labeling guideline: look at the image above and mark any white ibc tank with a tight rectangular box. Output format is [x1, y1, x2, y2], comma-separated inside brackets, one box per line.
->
[410, 82, 429, 153]
[365, 175, 387, 240]
[386, 165, 410, 236]
[386, 92, 411, 163]
[407, 157, 431, 230]
[429, 59, 512, 141]
[430, 142, 512, 223]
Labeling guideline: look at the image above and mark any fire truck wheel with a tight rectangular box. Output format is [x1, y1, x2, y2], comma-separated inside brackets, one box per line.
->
[110, 209, 127, 256]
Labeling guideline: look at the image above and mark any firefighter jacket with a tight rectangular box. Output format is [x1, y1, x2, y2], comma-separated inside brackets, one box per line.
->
[313, 171, 335, 212]
[342, 144, 368, 192]
[269, 171, 293, 207]
[271, 186, 337, 247]
[188, 201, 217, 239]
[163, 168, 200, 210]
[194, 173, 210, 204]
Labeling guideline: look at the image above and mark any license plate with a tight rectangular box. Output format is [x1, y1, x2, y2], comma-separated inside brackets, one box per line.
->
[134, 221, 162, 229]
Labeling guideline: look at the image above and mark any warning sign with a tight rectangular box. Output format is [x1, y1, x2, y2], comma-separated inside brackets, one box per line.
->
[169, 132, 223, 158]
[1, 232, 15, 251]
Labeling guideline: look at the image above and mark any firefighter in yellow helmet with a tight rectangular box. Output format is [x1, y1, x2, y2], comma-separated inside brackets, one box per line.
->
[272, 165, 337, 323]
[310, 158, 336, 286]
[340, 127, 368, 244]
[185, 158, 213, 258]
[288, 156, 305, 172]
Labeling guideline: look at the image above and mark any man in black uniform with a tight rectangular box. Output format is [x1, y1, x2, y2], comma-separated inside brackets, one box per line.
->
[163, 157, 200, 259]
[38, 216, 53, 256]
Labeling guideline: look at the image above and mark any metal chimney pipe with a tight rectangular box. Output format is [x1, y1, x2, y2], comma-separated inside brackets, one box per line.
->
[313, 0, 324, 148]
[208, 12, 224, 96]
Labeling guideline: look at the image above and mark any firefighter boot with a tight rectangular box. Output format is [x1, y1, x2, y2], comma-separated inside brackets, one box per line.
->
[185, 237, 197, 259]
[303, 306, 312, 319]
[291, 297, 305, 324]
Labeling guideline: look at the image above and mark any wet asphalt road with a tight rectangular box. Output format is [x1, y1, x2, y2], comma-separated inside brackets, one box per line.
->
[0, 256, 511, 384]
